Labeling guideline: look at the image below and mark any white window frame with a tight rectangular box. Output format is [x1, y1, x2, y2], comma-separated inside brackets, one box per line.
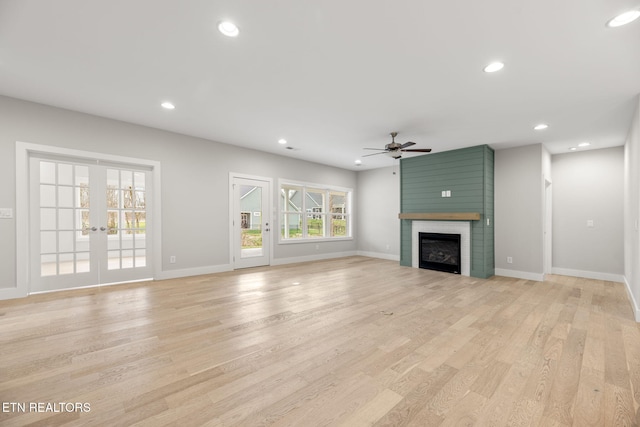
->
[279, 179, 353, 243]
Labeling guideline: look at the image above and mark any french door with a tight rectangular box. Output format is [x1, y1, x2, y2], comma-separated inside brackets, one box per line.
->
[29, 156, 153, 292]
[231, 176, 271, 269]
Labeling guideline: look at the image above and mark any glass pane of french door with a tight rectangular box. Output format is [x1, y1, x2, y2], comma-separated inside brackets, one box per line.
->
[106, 168, 147, 271]
[37, 160, 91, 278]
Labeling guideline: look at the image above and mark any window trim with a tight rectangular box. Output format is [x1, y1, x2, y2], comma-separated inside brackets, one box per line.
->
[278, 179, 353, 244]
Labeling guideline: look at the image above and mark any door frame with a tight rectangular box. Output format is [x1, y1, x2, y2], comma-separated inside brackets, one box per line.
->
[228, 172, 273, 269]
[543, 178, 553, 277]
[13, 141, 162, 298]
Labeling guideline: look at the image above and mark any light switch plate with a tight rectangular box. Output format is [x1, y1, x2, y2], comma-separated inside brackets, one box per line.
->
[0, 208, 13, 219]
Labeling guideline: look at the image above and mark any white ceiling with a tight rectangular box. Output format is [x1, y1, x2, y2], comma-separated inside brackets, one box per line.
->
[1, 0, 638, 170]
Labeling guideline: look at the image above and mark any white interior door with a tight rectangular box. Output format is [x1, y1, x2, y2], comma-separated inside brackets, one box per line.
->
[232, 176, 271, 269]
[29, 156, 153, 292]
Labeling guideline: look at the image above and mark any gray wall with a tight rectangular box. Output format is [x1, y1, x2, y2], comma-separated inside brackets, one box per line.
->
[552, 147, 624, 276]
[355, 166, 400, 260]
[624, 96, 640, 320]
[495, 144, 545, 279]
[496, 143, 625, 282]
[0, 95, 357, 290]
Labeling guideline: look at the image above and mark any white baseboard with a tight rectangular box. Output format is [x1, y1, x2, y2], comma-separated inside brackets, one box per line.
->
[496, 267, 626, 284]
[158, 252, 364, 279]
[494, 268, 544, 282]
[271, 251, 358, 266]
[551, 267, 625, 283]
[156, 264, 233, 280]
[356, 251, 400, 261]
[623, 277, 640, 322]
[29, 278, 154, 295]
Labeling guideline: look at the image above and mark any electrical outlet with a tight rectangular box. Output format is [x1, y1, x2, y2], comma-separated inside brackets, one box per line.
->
[507, 256, 513, 264]
[169, 256, 176, 264]
[0, 208, 13, 219]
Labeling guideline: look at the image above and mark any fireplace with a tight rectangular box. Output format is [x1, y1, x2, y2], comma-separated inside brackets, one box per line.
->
[412, 221, 470, 276]
[419, 232, 461, 274]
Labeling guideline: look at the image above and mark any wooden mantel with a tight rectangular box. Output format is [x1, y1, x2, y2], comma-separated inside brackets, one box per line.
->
[398, 212, 481, 221]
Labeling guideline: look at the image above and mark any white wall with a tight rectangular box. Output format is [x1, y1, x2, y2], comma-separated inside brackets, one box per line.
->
[624, 96, 640, 320]
[552, 147, 624, 280]
[356, 166, 400, 260]
[494, 144, 545, 280]
[0, 95, 357, 293]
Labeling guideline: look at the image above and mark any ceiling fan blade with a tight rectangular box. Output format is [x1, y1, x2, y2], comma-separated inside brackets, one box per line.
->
[401, 148, 432, 153]
[362, 151, 387, 157]
[399, 141, 416, 149]
[363, 148, 387, 151]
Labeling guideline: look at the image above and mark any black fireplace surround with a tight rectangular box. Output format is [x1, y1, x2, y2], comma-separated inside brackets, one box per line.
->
[419, 232, 461, 274]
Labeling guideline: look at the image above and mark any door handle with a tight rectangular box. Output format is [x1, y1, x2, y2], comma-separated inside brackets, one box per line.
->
[100, 226, 107, 232]
[91, 227, 98, 232]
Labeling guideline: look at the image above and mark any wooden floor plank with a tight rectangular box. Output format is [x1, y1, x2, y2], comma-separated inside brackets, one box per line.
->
[0, 256, 639, 426]
[572, 366, 605, 427]
[542, 327, 587, 424]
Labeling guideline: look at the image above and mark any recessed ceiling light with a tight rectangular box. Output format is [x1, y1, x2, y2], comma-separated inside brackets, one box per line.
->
[533, 123, 549, 130]
[607, 9, 640, 27]
[161, 102, 175, 110]
[483, 62, 504, 73]
[578, 142, 591, 147]
[569, 147, 577, 151]
[355, 159, 362, 166]
[218, 21, 239, 37]
[278, 138, 287, 145]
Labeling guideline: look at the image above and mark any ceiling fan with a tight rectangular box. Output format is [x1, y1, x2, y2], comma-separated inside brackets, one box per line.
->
[363, 132, 432, 159]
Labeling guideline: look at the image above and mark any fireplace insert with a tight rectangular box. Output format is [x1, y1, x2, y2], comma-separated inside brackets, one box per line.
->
[419, 232, 461, 274]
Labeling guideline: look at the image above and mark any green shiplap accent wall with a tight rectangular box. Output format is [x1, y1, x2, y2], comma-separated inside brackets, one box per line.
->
[400, 145, 495, 278]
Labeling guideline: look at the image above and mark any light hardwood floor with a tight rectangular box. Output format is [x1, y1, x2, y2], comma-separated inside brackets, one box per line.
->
[1, 256, 639, 426]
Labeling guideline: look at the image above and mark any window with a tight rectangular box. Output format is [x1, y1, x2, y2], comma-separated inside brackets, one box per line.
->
[240, 212, 251, 229]
[280, 181, 352, 241]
